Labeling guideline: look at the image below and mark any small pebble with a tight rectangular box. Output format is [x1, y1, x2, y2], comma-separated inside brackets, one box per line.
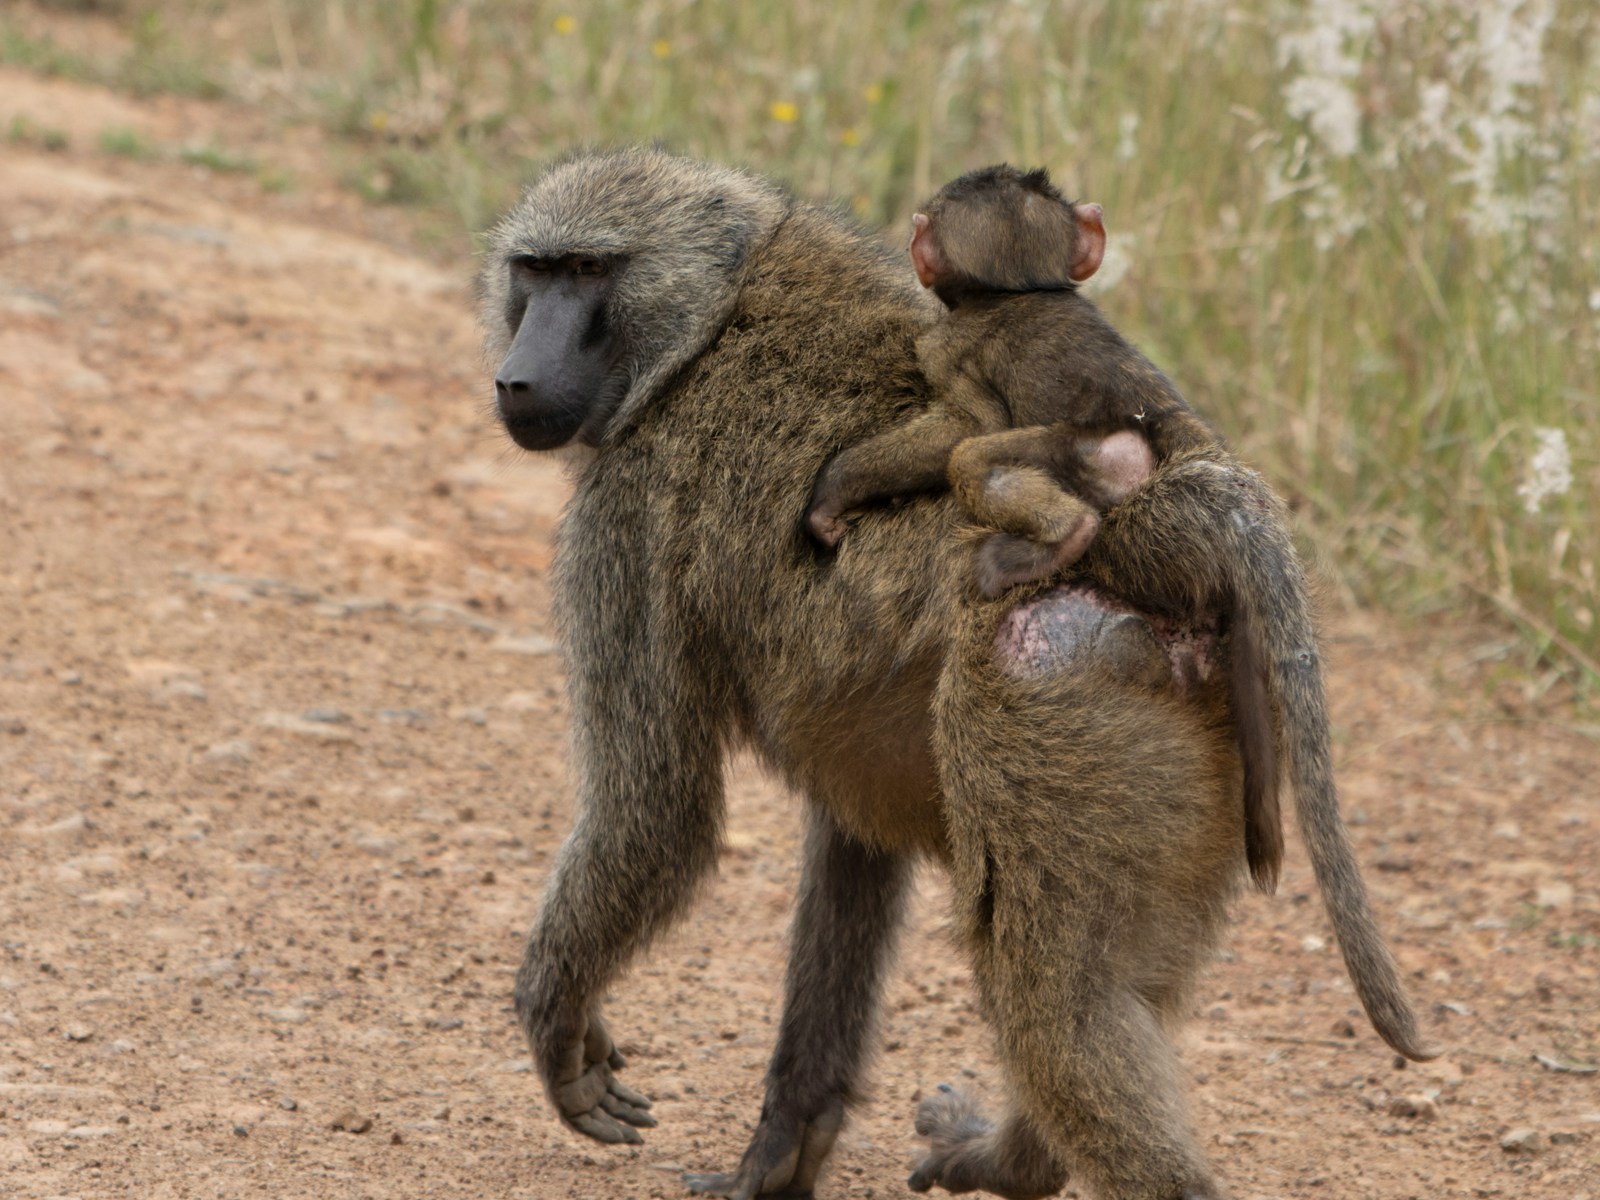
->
[1388, 1094, 1438, 1121]
[64, 1026, 93, 1042]
[1500, 1127, 1542, 1154]
[204, 739, 254, 765]
[279, 1097, 298, 1111]
[331, 1111, 373, 1134]
[233, 1124, 249, 1137]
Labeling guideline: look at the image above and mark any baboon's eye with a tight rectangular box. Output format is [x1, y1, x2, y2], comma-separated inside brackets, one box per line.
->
[511, 255, 551, 275]
[572, 257, 608, 277]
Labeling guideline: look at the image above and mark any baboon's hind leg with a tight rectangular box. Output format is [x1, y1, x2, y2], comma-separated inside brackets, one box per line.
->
[908, 1085, 1066, 1200]
[1000, 978, 1220, 1200]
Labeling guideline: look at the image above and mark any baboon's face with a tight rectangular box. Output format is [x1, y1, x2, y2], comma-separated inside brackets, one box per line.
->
[493, 253, 625, 451]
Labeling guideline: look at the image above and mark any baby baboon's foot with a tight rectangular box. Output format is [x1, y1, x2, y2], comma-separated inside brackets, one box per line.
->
[908, 1086, 1064, 1200]
[975, 518, 1097, 599]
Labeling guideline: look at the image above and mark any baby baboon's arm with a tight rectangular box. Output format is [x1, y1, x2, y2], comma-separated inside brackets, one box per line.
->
[807, 374, 999, 545]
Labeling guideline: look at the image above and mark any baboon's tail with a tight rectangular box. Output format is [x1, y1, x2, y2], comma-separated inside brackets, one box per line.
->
[1239, 505, 1436, 1062]
[1084, 456, 1434, 1060]
[1229, 600, 1281, 893]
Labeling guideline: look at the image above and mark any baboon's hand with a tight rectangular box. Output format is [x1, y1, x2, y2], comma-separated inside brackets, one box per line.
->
[683, 1095, 844, 1199]
[543, 1009, 656, 1144]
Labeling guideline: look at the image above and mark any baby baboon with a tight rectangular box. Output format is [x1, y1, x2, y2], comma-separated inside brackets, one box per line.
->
[479, 148, 1429, 1200]
[808, 164, 1285, 891]
[806, 165, 1215, 590]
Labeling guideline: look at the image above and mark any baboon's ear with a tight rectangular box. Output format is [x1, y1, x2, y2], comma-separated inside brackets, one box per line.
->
[1071, 203, 1105, 282]
[909, 214, 942, 289]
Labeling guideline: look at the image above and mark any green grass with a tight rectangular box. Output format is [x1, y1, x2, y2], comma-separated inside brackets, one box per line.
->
[10, 0, 1598, 683]
[179, 142, 256, 174]
[97, 126, 153, 158]
[7, 114, 68, 151]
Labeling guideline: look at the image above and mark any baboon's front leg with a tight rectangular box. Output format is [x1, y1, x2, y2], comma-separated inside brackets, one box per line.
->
[685, 807, 913, 1199]
[514, 622, 726, 1145]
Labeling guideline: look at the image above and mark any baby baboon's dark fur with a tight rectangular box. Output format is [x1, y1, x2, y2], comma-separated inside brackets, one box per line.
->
[478, 147, 1429, 1200]
[807, 165, 1280, 890]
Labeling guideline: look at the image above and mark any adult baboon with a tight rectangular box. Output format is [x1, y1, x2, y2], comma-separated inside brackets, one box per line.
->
[478, 147, 1428, 1200]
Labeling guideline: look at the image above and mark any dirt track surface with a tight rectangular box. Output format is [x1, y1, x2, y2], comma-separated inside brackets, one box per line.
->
[1, 66, 1597, 1200]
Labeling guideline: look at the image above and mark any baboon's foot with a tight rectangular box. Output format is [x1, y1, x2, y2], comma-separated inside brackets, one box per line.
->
[975, 533, 1058, 599]
[908, 1086, 1065, 1200]
[974, 517, 1097, 599]
[683, 1095, 843, 1200]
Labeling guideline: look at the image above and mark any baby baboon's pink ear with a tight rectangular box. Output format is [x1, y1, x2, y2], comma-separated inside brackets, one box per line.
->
[1071, 203, 1105, 282]
[909, 213, 942, 289]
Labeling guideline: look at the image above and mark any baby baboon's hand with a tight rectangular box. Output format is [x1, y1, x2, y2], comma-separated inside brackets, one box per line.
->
[805, 500, 850, 548]
[541, 1008, 656, 1144]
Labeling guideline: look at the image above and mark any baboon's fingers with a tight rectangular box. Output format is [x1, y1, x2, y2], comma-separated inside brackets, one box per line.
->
[681, 1170, 738, 1197]
[682, 1165, 804, 1200]
[555, 1061, 654, 1141]
[685, 1109, 835, 1199]
[598, 1089, 657, 1128]
[568, 1108, 645, 1145]
[785, 1096, 844, 1195]
[975, 534, 1060, 598]
[606, 1073, 653, 1111]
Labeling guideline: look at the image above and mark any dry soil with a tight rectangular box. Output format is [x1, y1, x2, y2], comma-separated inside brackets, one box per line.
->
[1, 63, 1597, 1200]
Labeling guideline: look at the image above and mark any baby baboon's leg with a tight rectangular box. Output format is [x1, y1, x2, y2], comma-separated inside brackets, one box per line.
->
[954, 429, 1158, 597]
[685, 807, 912, 1199]
[950, 449, 1098, 547]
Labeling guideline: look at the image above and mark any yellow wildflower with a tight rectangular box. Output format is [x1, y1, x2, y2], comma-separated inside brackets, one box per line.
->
[554, 14, 577, 34]
[840, 127, 861, 146]
[864, 83, 884, 104]
[652, 39, 671, 59]
[769, 101, 799, 123]
[369, 110, 389, 132]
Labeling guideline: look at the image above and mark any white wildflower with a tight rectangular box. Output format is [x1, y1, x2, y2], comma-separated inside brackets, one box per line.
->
[1116, 112, 1140, 163]
[1518, 426, 1573, 515]
[1412, 80, 1455, 153]
[1284, 75, 1363, 158]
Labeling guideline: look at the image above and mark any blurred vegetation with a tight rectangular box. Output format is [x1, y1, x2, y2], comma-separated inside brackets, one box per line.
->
[4, 0, 1596, 685]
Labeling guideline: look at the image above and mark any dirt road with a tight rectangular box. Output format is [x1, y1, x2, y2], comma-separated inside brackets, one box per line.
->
[1, 66, 1596, 1199]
